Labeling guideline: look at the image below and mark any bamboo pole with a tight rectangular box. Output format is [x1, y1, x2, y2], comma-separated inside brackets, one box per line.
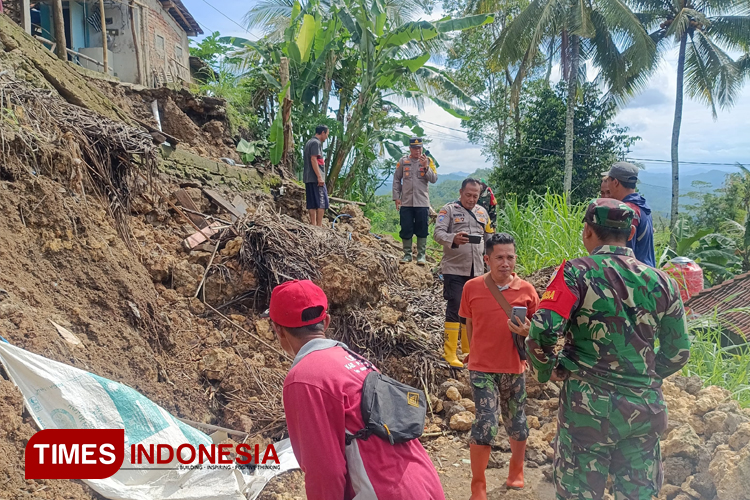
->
[99, 0, 109, 74]
[51, 0, 67, 61]
[129, 1, 143, 84]
[279, 57, 294, 173]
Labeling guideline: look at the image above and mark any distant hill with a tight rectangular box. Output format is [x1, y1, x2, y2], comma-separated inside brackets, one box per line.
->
[375, 169, 489, 204]
[378, 166, 732, 215]
[637, 170, 727, 216]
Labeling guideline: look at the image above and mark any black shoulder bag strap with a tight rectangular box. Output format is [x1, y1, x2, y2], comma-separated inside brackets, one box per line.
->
[483, 273, 527, 361]
[458, 201, 481, 226]
[340, 347, 377, 445]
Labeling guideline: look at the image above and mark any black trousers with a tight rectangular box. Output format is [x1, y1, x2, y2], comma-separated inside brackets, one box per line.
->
[443, 273, 473, 323]
[399, 206, 429, 240]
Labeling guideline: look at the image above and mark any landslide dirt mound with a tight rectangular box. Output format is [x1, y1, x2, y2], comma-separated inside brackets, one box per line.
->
[90, 80, 242, 162]
[0, 379, 102, 500]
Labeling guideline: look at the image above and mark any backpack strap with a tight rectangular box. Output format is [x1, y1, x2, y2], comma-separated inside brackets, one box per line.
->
[341, 346, 375, 371]
[345, 429, 370, 445]
[340, 347, 376, 445]
[483, 273, 527, 361]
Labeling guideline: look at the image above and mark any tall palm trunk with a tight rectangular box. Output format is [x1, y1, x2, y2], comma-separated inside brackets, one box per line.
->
[320, 53, 335, 115]
[563, 36, 580, 197]
[670, 33, 688, 246]
[327, 94, 366, 193]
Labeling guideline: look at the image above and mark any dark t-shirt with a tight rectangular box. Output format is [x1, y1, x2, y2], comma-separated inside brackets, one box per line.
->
[303, 137, 323, 184]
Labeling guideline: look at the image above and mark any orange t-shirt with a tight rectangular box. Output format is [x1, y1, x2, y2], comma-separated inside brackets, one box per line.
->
[459, 273, 540, 374]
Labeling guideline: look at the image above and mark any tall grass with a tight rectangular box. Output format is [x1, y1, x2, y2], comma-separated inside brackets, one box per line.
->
[496, 192, 588, 275]
[684, 309, 750, 408]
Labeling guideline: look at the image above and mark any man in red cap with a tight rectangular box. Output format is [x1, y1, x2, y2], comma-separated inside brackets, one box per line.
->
[268, 280, 445, 500]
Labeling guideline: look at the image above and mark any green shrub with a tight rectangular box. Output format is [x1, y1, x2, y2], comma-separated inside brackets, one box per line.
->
[496, 192, 587, 275]
[684, 309, 750, 408]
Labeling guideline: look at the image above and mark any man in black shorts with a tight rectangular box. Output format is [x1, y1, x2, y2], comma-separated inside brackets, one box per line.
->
[303, 125, 330, 226]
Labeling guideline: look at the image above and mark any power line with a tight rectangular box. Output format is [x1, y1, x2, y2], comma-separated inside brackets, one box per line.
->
[419, 121, 746, 167]
[421, 124, 469, 143]
[194, 18, 216, 34]
[195, 0, 249, 34]
[528, 146, 746, 167]
[420, 120, 469, 134]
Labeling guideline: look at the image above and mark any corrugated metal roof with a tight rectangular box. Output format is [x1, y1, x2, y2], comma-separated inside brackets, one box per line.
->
[686, 271, 750, 338]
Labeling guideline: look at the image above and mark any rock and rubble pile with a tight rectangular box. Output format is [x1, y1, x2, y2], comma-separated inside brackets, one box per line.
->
[427, 374, 750, 500]
[659, 376, 750, 500]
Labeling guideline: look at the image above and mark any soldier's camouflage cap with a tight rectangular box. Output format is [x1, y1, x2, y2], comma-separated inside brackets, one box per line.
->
[583, 198, 635, 229]
[409, 136, 423, 147]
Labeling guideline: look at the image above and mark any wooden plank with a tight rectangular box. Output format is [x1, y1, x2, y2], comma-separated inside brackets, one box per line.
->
[232, 195, 249, 217]
[133, 118, 180, 147]
[182, 222, 223, 251]
[203, 188, 243, 221]
[329, 196, 366, 207]
[174, 189, 206, 228]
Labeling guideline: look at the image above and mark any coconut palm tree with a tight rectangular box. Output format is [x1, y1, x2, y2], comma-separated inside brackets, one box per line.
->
[631, 0, 750, 242]
[244, 0, 433, 40]
[493, 0, 657, 197]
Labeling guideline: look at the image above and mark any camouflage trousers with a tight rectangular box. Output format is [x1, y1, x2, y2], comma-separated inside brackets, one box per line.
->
[554, 377, 668, 500]
[469, 371, 529, 445]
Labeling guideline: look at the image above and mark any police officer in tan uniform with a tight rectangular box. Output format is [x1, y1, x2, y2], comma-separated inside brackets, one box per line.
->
[434, 178, 494, 367]
[393, 137, 438, 265]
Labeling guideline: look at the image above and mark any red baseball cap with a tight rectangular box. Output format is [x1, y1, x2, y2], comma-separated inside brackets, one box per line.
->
[265, 280, 328, 328]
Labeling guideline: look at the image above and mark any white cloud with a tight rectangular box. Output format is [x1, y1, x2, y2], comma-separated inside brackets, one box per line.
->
[613, 46, 750, 174]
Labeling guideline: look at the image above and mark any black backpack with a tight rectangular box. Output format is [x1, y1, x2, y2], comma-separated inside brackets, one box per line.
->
[342, 347, 427, 446]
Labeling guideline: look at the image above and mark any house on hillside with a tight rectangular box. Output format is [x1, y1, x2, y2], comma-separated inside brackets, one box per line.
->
[686, 271, 750, 344]
[3, 0, 202, 87]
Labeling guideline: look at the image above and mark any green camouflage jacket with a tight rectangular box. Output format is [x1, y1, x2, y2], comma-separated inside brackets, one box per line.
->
[527, 245, 690, 400]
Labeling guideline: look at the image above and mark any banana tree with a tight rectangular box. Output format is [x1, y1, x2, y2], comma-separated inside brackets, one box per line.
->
[222, 9, 342, 112]
[325, 5, 493, 192]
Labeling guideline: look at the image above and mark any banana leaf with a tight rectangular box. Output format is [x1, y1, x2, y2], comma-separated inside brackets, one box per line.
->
[384, 141, 403, 162]
[382, 21, 438, 48]
[427, 95, 471, 120]
[434, 14, 494, 33]
[396, 53, 430, 72]
[297, 14, 317, 63]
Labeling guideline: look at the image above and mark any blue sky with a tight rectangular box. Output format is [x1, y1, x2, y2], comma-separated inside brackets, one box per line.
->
[182, 0, 750, 176]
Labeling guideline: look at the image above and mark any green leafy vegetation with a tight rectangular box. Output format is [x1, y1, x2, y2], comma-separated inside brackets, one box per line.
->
[496, 192, 587, 275]
[491, 82, 638, 205]
[685, 311, 750, 408]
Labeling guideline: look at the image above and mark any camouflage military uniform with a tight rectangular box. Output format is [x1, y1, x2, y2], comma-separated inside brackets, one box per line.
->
[477, 184, 497, 231]
[527, 199, 690, 500]
[470, 372, 528, 445]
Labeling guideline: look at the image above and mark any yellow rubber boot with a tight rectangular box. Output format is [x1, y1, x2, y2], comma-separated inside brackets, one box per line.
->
[443, 322, 463, 368]
[460, 322, 470, 355]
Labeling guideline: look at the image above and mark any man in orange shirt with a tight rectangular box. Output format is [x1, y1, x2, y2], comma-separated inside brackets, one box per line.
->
[459, 233, 540, 499]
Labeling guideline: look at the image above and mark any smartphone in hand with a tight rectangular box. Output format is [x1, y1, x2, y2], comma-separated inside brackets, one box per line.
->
[510, 306, 527, 325]
[467, 234, 482, 244]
